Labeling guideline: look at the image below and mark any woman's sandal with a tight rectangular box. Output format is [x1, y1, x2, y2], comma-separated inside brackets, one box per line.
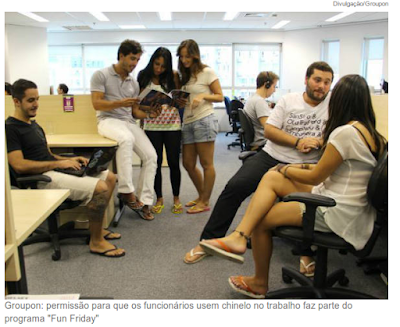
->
[228, 276, 266, 299]
[300, 259, 316, 277]
[172, 203, 183, 214]
[118, 193, 144, 211]
[185, 200, 198, 207]
[151, 204, 164, 214]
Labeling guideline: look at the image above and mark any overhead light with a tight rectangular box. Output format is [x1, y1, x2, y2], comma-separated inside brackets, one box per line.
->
[118, 25, 146, 29]
[158, 12, 172, 21]
[223, 12, 239, 21]
[89, 12, 109, 22]
[325, 12, 355, 22]
[18, 12, 48, 22]
[272, 20, 290, 29]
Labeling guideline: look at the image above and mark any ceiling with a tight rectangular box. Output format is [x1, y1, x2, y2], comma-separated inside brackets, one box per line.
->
[5, 12, 388, 32]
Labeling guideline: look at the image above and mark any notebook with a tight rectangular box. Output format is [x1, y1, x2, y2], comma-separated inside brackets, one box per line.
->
[55, 146, 118, 177]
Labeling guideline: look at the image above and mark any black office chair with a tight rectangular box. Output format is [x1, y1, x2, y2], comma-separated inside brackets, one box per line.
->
[10, 166, 89, 261]
[266, 145, 388, 299]
[227, 99, 243, 150]
[237, 108, 260, 162]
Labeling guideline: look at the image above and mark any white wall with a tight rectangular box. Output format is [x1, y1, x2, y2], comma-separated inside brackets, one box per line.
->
[5, 25, 50, 95]
[46, 21, 388, 93]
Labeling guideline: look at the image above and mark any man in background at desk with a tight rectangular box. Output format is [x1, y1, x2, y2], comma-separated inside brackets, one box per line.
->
[91, 39, 160, 221]
[184, 62, 333, 275]
[243, 71, 279, 151]
[6, 79, 125, 258]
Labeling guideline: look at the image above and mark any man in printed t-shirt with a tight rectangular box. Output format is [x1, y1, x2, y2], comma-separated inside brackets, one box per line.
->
[184, 61, 334, 272]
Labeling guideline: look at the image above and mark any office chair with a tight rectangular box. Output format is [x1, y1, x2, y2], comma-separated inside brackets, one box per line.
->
[227, 99, 243, 150]
[266, 145, 388, 299]
[10, 166, 89, 261]
[237, 108, 259, 162]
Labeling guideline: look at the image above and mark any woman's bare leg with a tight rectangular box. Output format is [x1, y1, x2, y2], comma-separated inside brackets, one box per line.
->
[182, 143, 203, 203]
[202, 171, 312, 254]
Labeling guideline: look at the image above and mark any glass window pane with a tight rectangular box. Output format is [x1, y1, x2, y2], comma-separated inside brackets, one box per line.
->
[234, 44, 281, 89]
[199, 45, 232, 87]
[84, 45, 119, 92]
[48, 46, 83, 94]
[368, 39, 384, 59]
[363, 38, 385, 90]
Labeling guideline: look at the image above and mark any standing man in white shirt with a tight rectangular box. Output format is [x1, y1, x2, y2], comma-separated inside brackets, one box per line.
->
[184, 62, 334, 275]
[243, 71, 279, 150]
[91, 39, 160, 221]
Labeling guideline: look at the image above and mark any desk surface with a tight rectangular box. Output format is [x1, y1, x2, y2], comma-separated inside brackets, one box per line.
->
[11, 189, 70, 246]
[46, 134, 118, 147]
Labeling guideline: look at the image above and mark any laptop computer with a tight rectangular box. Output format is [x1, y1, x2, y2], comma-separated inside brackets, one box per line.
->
[55, 146, 118, 177]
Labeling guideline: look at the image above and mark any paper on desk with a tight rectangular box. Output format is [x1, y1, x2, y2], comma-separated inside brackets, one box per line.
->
[6, 294, 80, 300]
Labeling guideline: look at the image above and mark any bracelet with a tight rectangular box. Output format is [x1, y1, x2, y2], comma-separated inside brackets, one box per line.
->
[283, 166, 290, 178]
[294, 138, 300, 148]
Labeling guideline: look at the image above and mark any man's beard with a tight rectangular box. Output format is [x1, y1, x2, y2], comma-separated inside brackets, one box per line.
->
[306, 84, 328, 102]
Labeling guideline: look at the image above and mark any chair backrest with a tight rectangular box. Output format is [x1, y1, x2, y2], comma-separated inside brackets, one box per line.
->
[224, 96, 231, 115]
[238, 109, 255, 151]
[355, 143, 388, 258]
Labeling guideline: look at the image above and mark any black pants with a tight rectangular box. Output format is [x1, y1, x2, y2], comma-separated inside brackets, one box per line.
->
[200, 150, 283, 240]
[145, 130, 181, 198]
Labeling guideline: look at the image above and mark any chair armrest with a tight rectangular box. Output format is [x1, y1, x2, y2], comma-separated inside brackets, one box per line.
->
[282, 192, 336, 248]
[238, 151, 257, 162]
[16, 175, 52, 189]
[282, 192, 336, 207]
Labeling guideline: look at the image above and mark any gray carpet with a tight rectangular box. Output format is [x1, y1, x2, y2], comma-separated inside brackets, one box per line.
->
[23, 133, 388, 299]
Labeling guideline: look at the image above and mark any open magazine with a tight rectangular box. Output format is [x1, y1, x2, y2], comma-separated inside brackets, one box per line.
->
[139, 88, 190, 111]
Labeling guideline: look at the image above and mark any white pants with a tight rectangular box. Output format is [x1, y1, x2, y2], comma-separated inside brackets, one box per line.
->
[98, 118, 157, 205]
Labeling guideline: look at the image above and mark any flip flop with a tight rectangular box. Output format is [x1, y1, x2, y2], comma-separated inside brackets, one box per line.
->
[135, 209, 154, 221]
[200, 239, 244, 264]
[185, 200, 198, 207]
[118, 194, 144, 211]
[172, 203, 183, 214]
[90, 245, 125, 258]
[228, 276, 266, 299]
[151, 204, 164, 214]
[183, 248, 209, 264]
[103, 229, 121, 240]
[300, 259, 316, 277]
[187, 205, 210, 214]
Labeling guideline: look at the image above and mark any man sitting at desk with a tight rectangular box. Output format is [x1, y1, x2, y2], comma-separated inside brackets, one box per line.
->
[6, 79, 125, 258]
[243, 71, 279, 150]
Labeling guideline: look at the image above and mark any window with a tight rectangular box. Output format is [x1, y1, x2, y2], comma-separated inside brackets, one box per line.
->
[233, 44, 281, 100]
[362, 37, 385, 90]
[48, 46, 83, 94]
[48, 43, 281, 102]
[322, 40, 340, 86]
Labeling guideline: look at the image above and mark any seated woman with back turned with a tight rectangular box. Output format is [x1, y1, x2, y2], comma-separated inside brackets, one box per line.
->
[200, 74, 387, 298]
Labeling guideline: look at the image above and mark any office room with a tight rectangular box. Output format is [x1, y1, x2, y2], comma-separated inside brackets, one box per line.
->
[4, 2, 391, 316]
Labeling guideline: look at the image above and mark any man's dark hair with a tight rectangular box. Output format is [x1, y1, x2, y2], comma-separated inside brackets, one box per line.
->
[5, 82, 13, 95]
[58, 83, 69, 94]
[117, 39, 143, 60]
[12, 79, 37, 101]
[306, 61, 334, 82]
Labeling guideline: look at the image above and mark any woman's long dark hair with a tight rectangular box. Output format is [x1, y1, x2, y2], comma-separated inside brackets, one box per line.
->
[177, 39, 206, 85]
[323, 74, 386, 155]
[137, 47, 175, 93]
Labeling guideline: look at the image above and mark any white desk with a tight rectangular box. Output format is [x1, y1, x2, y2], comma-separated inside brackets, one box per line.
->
[8, 189, 70, 294]
[46, 134, 118, 148]
[12, 190, 70, 246]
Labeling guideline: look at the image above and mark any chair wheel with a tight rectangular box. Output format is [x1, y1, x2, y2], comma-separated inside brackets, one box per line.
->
[282, 273, 293, 284]
[339, 276, 349, 286]
[52, 251, 61, 261]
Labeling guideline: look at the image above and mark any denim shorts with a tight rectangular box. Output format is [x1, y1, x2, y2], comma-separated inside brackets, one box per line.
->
[181, 114, 219, 144]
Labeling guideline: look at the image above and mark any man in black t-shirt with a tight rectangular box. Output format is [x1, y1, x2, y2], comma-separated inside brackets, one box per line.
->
[6, 79, 125, 258]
